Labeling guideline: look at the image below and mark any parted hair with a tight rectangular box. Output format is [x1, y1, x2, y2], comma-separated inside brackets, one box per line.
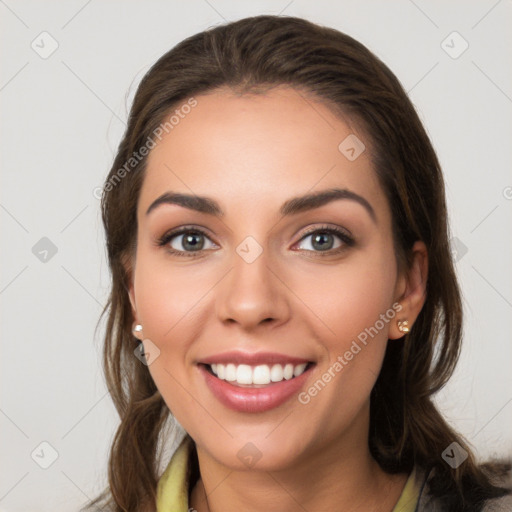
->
[84, 14, 511, 512]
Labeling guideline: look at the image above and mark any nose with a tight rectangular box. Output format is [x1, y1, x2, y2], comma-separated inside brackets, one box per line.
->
[215, 247, 291, 331]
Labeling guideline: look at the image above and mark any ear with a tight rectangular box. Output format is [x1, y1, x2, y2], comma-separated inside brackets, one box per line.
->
[388, 240, 428, 340]
[128, 281, 136, 317]
[122, 252, 138, 329]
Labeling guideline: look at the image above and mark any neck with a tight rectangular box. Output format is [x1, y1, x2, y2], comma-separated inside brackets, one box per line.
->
[189, 415, 409, 512]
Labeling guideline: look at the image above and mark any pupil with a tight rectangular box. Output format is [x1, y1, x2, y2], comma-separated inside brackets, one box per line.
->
[184, 232, 204, 251]
[313, 233, 333, 251]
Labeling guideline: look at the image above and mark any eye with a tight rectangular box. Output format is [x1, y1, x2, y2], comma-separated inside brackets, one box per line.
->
[157, 227, 216, 257]
[156, 224, 354, 258]
[295, 225, 354, 254]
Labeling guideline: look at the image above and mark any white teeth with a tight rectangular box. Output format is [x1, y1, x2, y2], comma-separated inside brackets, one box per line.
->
[293, 363, 307, 377]
[270, 364, 284, 382]
[236, 364, 253, 384]
[253, 365, 271, 385]
[225, 363, 237, 381]
[209, 362, 309, 385]
[283, 363, 294, 380]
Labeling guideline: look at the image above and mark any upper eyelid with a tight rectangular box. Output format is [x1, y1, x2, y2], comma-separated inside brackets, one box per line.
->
[162, 224, 349, 238]
[160, 224, 352, 248]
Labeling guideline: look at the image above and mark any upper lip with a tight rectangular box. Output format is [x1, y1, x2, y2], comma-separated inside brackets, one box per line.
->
[198, 351, 313, 366]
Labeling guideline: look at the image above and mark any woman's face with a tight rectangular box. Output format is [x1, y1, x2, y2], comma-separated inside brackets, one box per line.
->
[128, 86, 412, 470]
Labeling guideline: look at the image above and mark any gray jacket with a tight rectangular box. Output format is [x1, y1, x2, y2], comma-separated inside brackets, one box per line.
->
[414, 466, 512, 511]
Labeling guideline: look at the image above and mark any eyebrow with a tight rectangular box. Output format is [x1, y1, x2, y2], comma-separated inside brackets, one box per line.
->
[146, 187, 376, 223]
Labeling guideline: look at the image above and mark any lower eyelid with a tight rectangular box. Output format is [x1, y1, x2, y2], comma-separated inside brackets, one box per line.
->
[159, 227, 354, 255]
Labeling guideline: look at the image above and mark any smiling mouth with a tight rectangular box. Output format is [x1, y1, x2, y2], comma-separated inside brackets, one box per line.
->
[201, 362, 314, 387]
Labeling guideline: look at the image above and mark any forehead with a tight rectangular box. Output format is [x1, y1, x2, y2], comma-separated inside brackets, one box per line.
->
[139, 87, 388, 221]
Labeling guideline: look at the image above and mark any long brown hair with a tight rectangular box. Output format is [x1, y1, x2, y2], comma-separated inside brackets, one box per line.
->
[84, 14, 511, 512]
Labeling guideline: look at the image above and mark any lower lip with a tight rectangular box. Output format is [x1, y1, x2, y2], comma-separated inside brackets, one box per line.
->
[199, 364, 313, 413]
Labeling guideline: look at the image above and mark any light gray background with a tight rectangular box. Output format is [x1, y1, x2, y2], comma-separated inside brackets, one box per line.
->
[1, 1, 511, 510]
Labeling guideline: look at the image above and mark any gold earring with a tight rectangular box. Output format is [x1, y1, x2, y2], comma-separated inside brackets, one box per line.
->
[397, 320, 410, 333]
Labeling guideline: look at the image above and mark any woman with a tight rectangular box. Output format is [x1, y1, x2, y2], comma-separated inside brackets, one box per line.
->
[84, 14, 512, 512]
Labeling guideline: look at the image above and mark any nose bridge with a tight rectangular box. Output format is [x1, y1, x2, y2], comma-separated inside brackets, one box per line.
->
[216, 237, 290, 329]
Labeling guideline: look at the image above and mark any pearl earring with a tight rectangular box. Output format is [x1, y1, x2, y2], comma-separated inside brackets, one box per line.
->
[397, 320, 410, 334]
[132, 324, 143, 337]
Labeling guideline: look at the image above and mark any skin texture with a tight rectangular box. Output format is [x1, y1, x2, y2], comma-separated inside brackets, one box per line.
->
[128, 86, 428, 512]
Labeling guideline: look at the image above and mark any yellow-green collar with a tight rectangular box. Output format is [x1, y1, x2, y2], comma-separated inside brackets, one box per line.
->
[156, 438, 421, 512]
[393, 465, 420, 511]
[156, 437, 193, 512]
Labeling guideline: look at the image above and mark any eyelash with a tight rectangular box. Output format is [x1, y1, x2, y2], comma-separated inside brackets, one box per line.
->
[156, 224, 355, 258]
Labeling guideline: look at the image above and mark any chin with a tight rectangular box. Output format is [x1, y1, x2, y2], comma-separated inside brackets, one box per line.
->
[196, 433, 311, 473]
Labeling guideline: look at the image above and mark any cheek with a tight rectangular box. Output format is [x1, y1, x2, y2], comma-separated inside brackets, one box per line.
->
[133, 251, 207, 340]
[131, 250, 216, 413]
[131, 236, 398, 431]
[294, 247, 397, 356]
[294, 250, 398, 421]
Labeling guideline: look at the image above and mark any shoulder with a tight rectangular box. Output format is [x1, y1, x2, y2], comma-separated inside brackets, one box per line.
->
[414, 463, 512, 512]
